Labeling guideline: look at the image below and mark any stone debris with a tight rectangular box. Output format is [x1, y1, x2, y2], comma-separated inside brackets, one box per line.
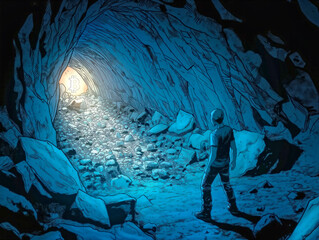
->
[53, 94, 213, 195]
[168, 110, 195, 135]
[111, 175, 132, 189]
[148, 124, 169, 135]
[69, 190, 110, 227]
[253, 214, 283, 240]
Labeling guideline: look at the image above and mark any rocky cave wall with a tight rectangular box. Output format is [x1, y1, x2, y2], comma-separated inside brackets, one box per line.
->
[4, 0, 319, 155]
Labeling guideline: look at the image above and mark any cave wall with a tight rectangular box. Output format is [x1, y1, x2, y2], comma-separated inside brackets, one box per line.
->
[8, 0, 111, 144]
[7, 0, 319, 146]
[70, 1, 281, 132]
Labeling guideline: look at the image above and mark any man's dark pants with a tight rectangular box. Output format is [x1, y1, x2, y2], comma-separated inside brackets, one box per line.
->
[201, 163, 236, 212]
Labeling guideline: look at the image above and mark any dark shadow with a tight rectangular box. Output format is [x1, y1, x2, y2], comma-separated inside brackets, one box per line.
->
[232, 210, 261, 224]
[245, 137, 303, 176]
[206, 218, 255, 240]
[199, 211, 297, 240]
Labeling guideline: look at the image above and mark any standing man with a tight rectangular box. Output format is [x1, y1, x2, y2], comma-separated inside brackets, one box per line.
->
[195, 108, 238, 221]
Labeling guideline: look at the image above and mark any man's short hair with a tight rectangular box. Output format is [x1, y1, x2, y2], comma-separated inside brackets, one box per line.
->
[211, 108, 224, 124]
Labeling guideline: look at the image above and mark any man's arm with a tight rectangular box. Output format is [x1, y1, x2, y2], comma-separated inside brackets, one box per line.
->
[208, 146, 217, 168]
[208, 132, 218, 168]
[230, 140, 237, 170]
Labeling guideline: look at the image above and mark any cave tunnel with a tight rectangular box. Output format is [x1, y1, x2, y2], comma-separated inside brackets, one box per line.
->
[1, 0, 319, 239]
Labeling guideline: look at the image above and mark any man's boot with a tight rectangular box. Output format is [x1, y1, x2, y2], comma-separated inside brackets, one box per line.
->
[195, 204, 212, 222]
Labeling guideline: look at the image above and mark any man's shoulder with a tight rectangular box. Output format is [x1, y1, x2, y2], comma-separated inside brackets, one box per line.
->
[215, 125, 233, 138]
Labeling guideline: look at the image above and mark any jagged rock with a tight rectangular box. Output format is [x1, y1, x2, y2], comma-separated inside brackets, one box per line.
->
[0, 156, 14, 171]
[0, 185, 37, 219]
[175, 148, 197, 167]
[188, 133, 208, 150]
[145, 161, 158, 171]
[230, 130, 265, 177]
[289, 52, 306, 68]
[160, 162, 173, 169]
[20, 137, 84, 195]
[282, 97, 308, 130]
[288, 191, 306, 201]
[67, 98, 87, 112]
[69, 190, 110, 227]
[15, 161, 52, 198]
[97, 122, 106, 128]
[116, 140, 124, 147]
[0, 108, 21, 148]
[166, 148, 177, 155]
[111, 175, 132, 188]
[146, 143, 156, 152]
[105, 160, 116, 166]
[80, 159, 91, 165]
[124, 134, 134, 142]
[0, 185, 42, 233]
[136, 111, 147, 122]
[100, 193, 136, 225]
[168, 110, 195, 135]
[289, 197, 319, 240]
[152, 169, 169, 179]
[112, 222, 154, 240]
[57, 221, 115, 240]
[257, 180, 274, 189]
[0, 222, 21, 240]
[30, 231, 64, 240]
[151, 111, 169, 125]
[253, 214, 283, 240]
[136, 195, 152, 211]
[142, 223, 157, 232]
[148, 124, 169, 135]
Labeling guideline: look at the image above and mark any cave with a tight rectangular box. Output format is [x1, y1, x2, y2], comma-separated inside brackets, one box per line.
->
[1, 0, 319, 239]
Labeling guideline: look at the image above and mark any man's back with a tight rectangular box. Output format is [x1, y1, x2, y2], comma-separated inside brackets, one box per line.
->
[210, 125, 234, 167]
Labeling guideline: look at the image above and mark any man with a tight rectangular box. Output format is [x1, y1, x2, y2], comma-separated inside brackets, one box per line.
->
[195, 108, 238, 221]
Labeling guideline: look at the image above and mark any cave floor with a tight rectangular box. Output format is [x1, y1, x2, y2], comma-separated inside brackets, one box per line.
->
[54, 93, 319, 240]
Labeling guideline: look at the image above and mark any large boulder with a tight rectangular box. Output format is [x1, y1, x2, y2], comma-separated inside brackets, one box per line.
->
[187, 133, 208, 150]
[168, 110, 195, 135]
[253, 214, 283, 240]
[175, 148, 197, 168]
[148, 124, 169, 135]
[0, 185, 37, 220]
[15, 161, 52, 199]
[151, 111, 169, 125]
[112, 222, 154, 240]
[69, 190, 110, 228]
[231, 130, 266, 177]
[289, 197, 319, 240]
[111, 175, 132, 189]
[0, 185, 41, 233]
[20, 137, 84, 195]
[57, 221, 115, 240]
[100, 193, 136, 225]
[67, 98, 87, 112]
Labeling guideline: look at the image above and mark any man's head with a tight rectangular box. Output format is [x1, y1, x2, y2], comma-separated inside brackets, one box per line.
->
[211, 108, 224, 125]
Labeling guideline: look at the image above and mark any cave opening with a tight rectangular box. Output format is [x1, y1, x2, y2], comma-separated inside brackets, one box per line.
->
[59, 67, 88, 97]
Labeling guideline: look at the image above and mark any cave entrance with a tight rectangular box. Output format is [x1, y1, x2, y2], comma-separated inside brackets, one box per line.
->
[59, 67, 88, 96]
